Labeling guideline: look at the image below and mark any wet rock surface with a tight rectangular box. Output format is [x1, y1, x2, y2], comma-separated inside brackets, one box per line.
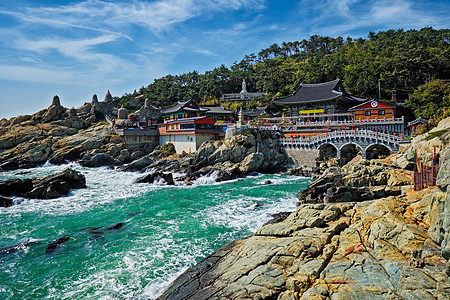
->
[0, 168, 86, 201]
[135, 172, 175, 185]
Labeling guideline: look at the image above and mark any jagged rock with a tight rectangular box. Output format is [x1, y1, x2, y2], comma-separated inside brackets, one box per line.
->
[0, 178, 33, 196]
[122, 154, 156, 172]
[42, 105, 67, 123]
[23, 168, 86, 199]
[81, 153, 118, 168]
[239, 152, 264, 173]
[0, 160, 19, 171]
[159, 188, 449, 300]
[298, 156, 413, 204]
[117, 149, 131, 163]
[437, 146, 450, 188]
[46, 235, 70, 253]
[135, 172, 174, 185]
[130, 149, 145, 161]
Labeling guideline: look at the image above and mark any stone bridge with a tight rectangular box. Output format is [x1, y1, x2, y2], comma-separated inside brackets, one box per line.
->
[278, 129, 401, 159]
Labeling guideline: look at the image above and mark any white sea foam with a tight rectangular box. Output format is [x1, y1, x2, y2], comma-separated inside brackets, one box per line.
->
[0, 163, 310, 299]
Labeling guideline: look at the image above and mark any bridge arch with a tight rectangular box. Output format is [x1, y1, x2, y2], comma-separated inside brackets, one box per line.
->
[318, 143, 338, 160]
[339, 143, 363, 165]
[365, 143, 392, 159]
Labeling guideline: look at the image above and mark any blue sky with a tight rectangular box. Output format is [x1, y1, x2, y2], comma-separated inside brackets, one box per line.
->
[0, 0, 449, 119]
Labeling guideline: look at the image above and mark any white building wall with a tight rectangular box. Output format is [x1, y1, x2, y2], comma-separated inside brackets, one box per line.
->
[160, 134, 197, 154]
[196, 135, 213, 150]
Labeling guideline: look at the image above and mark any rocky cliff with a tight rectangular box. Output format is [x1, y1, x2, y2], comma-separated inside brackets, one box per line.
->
[128, 129, 288, 183]
[158, 118, 450, 300]
[0, 115, 155, 171]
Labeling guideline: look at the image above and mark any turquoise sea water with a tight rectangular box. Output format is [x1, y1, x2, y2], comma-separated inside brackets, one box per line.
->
[0, 163, 310, 299]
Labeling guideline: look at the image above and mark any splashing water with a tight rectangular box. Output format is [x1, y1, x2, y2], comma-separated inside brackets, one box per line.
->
[0, 163, 310, 299]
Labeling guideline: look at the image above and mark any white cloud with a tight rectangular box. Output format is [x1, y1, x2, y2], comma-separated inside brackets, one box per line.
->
[0, 64, 74, 84]
[1, 0, 266, 34]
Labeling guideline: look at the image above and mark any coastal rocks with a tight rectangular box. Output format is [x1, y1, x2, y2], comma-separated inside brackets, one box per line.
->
[297, 155, 412, 204]
[175, 130, 287, 182]
[391, 117, 450, 170]
[80, 153, 119, 168]
[0, 168, 86, 201]
[27, 168, 86, 199]
[45, 235, 70, 253]
[0, 178, 33, 196]
[135, 172, 174, 185]
[159, 189, 450, 300]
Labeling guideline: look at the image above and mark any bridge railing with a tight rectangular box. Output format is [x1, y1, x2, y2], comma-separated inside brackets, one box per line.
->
[278, 129, 401, 147]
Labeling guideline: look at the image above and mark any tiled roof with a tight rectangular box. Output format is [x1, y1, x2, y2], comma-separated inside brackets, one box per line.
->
[202, 105, 234, 114]
[161, 100, 208, 114]
[243, 106, 270, 117]
[274, 79, 366, 104]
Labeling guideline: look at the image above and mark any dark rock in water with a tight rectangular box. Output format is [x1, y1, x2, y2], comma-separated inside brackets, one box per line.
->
[24, 168, 86, 199]
[0, 196, 13, 207]
[107, 222, 124, 230]
[46, 235, 70, 253]
[0, 241, 35, 254]
[0, 178, 33, 196]
[45, 180, 71, 199]
[0, 160, 19, 171]
[135, 172, 174, 185]
[264, 180, 272, 185]
[130, 210, 145, 216]
[90, 231, 104, 239]
[81, 153, 119, 168]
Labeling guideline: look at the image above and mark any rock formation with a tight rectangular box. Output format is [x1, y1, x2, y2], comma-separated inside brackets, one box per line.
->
[42, 95, 68, 122]
[0, 168, 86, 203]
[132, 129, 288, 182]
[158, 118, 450, 300]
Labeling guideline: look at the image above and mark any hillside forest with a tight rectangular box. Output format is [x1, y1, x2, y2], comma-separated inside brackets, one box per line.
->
[120, 27, 450, 119]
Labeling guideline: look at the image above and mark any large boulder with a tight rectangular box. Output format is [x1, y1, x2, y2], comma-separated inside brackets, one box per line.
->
[24, 168, 87, 199]
[0, 178, 33, 196]
[81, 153, 118, 168]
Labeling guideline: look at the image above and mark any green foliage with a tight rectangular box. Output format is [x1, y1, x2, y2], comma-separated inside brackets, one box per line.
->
[119, 27, 449, 113]
[424, 129, 448, 141]
[158, 143, 176, 158]
[405, 80, 450, 118]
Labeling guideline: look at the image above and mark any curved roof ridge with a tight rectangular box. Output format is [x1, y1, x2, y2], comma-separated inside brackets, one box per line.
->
[301, 78, 340, 87]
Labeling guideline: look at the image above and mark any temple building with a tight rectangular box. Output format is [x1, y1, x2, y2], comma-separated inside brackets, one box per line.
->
[161, 100, 209, 121]
[348, 100, 406, 134]
[271, 79, 408, 137]
[273, 79, 366, 122]
[158, 117, 221, 153]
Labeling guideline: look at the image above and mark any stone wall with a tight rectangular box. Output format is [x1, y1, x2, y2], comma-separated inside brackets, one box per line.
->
[283, 148, 318, 168]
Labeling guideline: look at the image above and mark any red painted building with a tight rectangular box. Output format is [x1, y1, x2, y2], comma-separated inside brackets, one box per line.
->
[158, 117, 222, 153]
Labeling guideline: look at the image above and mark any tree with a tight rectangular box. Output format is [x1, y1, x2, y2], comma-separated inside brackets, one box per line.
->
[405, 80, 450, 118]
